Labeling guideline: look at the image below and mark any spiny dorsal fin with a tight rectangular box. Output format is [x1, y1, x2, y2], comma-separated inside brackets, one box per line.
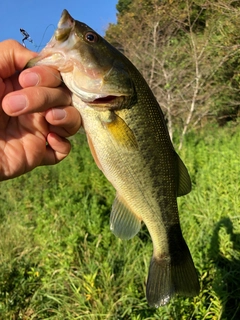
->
[110, 194, 141, 240]
[176, 153, 192, 197]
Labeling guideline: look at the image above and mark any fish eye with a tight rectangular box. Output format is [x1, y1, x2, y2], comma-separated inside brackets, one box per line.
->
[85, 32, 98, 43]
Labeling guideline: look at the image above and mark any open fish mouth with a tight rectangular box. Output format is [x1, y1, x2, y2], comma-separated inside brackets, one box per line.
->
[92, 95, 117, 104]
[87, 95, 130, 110]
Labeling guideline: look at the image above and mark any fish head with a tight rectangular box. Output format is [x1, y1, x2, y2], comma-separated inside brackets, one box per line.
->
[27, 9, 136, 110]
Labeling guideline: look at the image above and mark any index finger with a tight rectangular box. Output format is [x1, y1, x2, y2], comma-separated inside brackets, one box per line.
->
[19, 65, 63, 88]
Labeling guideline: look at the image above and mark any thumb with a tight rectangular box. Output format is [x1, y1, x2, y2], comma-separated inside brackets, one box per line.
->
[0, 40, 37, 79]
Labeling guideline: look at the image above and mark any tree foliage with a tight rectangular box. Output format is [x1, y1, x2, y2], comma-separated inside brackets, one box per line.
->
[106, 0, 240, 148]
[116, 0, 133, 15]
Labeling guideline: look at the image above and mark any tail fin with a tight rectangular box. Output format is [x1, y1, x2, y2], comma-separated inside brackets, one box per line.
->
[146, 238, 200, 307]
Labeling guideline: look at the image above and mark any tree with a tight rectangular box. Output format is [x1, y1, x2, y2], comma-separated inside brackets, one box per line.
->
[106, 0, 240, 148]
[116, 0, 133, 15]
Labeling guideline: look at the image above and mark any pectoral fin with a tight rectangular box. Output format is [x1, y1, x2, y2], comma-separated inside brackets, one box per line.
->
[102, 112, 138, 151]
[176, 153, 192, 196]
[110, 194, 141, 240]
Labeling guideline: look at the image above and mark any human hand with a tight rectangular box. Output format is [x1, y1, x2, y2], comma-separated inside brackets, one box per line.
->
[0, 40, 81, 181]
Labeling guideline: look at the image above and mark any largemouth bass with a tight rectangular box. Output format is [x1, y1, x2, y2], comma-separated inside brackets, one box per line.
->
[27, 10, 200, 307]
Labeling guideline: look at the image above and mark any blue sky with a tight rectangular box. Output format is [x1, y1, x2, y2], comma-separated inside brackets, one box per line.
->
[0, 0, 118, 52]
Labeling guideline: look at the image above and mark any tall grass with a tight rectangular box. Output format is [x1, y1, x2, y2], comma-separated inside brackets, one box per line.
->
[0, 124, 239, 319]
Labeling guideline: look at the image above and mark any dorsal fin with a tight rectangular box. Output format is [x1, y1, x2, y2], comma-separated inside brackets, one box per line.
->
[176, 153, 192, 197]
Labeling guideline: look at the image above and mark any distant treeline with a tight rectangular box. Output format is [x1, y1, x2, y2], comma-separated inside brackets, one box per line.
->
[106, 0, 240, 148]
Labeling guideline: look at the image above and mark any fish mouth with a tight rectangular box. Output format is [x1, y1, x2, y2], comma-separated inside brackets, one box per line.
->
[87, 95, 129, 110]
[26, 52, 70, 71]
[91, 95, 118, 104]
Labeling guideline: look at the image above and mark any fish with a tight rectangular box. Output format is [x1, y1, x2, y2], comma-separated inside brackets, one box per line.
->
[27, 9, 200, 307]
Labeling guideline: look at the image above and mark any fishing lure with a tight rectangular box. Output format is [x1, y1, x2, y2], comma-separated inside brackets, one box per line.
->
[20, 28, 33, 47]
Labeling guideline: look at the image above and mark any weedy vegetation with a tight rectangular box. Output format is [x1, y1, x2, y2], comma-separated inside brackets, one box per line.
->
[0, 123, 239, 319]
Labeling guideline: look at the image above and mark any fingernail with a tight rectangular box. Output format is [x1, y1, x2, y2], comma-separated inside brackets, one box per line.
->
[22, 72, 40, 86]
[52, 108, 66, 120]
[5, 95, 27, 113]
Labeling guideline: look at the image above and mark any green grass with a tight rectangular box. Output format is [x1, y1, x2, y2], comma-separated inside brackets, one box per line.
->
[0, 124, 240, 319]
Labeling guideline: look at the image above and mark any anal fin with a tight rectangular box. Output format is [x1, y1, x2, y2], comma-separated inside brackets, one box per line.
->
[110, 194, 141, 240]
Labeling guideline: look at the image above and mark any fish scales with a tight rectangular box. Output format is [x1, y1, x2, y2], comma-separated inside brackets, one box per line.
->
[27, 9, 200, 307]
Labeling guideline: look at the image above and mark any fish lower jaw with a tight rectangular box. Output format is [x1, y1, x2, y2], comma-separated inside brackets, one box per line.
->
[31, 52, 73, 73]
